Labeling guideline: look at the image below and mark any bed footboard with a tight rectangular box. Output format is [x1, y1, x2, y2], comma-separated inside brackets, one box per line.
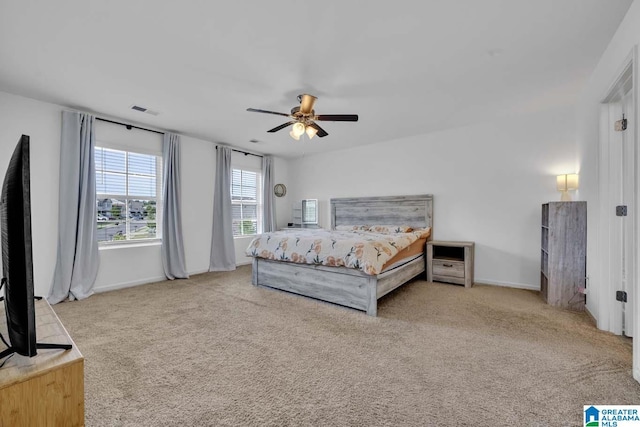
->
[252, 255, 425, 316]
[252, 258, 379, 315]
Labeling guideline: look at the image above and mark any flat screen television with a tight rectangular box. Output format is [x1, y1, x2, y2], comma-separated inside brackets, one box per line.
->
[0, 135, 70, 364]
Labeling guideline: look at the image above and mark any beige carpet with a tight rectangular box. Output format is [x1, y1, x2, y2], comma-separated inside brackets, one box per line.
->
[53, 266, 640, 426]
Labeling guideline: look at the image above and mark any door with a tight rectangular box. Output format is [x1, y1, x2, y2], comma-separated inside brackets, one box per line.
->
[598, 51, 640, 383]
[607, 85, 635, 337]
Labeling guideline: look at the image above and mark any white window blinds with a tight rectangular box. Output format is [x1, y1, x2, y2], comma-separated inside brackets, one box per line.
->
[231, 168, 261, 236]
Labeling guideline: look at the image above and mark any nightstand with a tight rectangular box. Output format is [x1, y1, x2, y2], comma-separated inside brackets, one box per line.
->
[426, 241, 475, 288]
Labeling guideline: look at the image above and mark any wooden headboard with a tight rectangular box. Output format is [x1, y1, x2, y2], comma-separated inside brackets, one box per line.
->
[330, 194, 433, 231]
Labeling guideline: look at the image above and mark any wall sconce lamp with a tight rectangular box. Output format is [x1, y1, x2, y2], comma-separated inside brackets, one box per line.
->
[556, 174, 579, 201]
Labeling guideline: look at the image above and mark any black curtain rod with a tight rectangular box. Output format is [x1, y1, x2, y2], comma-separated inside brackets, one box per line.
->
[216, 146, 263, 158]
[96, 118, 262, 158]
[96, 117, 164, 135]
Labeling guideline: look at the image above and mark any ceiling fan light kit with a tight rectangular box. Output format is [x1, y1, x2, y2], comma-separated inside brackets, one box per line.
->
[305, 126, 318, 139]
[289, 122, 318, 141]
[247, 94, 358, 141]
[289, 122, 305, 140]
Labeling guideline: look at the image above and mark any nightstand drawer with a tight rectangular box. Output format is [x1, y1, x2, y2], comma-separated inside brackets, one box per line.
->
[432, 259, 464, 278]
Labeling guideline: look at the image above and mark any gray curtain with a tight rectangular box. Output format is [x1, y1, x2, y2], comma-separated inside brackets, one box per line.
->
[48, 111, 99, 304]
[161, 133, 189, 280]
[262, 155, 276, 232]
[209, 146, 236, 271]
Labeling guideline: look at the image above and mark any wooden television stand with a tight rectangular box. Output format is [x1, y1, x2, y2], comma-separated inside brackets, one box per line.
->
[0, 298, 84, 426]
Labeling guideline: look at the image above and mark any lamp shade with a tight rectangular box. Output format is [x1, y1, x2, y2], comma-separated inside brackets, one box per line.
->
[566, 174, 579, 190]
[292, 122, 306, 137]
[556, 173, 579, 201]
[305, 126, 318, 139]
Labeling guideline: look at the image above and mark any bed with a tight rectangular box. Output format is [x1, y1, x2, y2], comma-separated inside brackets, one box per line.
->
[248, 194, 433, 316]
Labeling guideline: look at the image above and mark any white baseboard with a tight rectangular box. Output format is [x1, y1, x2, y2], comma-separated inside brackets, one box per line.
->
[93, 263, 253, 294]
[474, 278, 539, 291]
[585, 307, 597, 326]
[94, 275, 167, 294]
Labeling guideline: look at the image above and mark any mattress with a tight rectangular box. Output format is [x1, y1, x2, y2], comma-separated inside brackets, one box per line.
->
[380, 237, 428, 272]
[246, 227, 431, 276]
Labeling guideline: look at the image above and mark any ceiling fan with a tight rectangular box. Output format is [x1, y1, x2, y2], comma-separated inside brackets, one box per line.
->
[247, 94, 358, 140]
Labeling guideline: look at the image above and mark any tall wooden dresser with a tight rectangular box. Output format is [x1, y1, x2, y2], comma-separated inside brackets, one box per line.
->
[540, 201, 587, 310]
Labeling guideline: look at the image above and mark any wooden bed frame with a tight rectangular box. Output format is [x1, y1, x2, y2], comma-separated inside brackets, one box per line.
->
[251, 194, 434, 316]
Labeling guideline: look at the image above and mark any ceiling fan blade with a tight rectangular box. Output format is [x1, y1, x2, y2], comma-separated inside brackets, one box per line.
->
[308, 122, 328, 138]
[267, 121, 296, 133]
[247, 108, 290, 117]
[299, 94, 318, 114]
[315, 114, 359, 122]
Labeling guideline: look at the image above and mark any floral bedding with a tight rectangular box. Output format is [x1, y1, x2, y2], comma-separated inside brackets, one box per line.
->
[246, 228, 430, 276]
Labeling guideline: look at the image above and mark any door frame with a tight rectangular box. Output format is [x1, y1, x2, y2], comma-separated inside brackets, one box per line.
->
[598, 46, 639, 382]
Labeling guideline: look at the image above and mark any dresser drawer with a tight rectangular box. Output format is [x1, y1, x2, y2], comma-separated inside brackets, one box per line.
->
[432, 259, 465, 278]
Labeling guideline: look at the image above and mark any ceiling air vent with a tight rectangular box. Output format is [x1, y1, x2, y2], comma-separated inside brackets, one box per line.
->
[130, 105, 160, 116]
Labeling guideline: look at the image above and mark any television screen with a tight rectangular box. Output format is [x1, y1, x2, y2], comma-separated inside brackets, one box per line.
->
[0, 135, 71, 364]
[1, 135, 36, 357]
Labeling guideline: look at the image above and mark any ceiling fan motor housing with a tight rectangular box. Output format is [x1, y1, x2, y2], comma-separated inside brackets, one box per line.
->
[290, 106, 315, 119]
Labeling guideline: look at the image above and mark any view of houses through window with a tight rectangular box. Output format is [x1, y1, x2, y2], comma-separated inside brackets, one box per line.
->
[95, 146, 162, 243]
[232, 168, 261, 237]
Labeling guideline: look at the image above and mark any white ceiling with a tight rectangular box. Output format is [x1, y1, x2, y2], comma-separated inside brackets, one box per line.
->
[0, 0, 633, 158]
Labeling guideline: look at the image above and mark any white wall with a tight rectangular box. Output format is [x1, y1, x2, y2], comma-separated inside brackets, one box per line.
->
[273, 157, 290, 229]
[0, 92, 61, 297]
[287, 106, 577, 289]
[0, 90, 290, 296]
[181, 134, 216, 274]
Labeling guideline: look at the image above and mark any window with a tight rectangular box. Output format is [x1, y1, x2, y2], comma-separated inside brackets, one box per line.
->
[231, 168, 261, 237]
[95, 146, 162, 244]
[302, 199, 318, 224]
